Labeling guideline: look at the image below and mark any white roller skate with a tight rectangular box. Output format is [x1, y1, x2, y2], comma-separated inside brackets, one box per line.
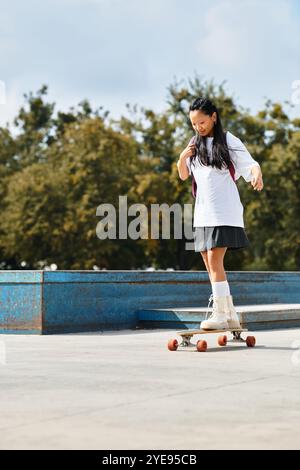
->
[224, 294, 242, 329]
[200, 294, 229, 330]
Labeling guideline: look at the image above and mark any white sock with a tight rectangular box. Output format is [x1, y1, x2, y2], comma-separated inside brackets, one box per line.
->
[212, 280, 230, 298]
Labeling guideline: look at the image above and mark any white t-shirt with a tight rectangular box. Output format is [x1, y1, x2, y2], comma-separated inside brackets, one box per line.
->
[185, 130, 260, 228]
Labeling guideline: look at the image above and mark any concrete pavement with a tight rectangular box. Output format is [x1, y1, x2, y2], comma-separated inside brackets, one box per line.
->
[0, 328, 300, 450]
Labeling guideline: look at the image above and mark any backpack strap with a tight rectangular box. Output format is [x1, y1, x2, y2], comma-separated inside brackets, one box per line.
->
[228, 160, 236, 182]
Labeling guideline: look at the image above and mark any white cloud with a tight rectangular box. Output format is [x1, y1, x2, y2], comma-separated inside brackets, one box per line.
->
[197, 3, 243, 67]
[197, 0, 299, 69]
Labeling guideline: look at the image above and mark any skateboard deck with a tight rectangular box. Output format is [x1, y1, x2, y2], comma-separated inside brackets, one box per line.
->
[168, 328, 256, 352]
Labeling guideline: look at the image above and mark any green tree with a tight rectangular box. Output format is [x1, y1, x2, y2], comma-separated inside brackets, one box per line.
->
[0, 77, 299, 271]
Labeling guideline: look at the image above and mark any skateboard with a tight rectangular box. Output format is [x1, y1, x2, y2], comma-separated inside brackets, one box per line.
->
[167, 328, 256, 352]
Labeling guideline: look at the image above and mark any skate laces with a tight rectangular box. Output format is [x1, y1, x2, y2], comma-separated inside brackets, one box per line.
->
[204, 293, 215, 320]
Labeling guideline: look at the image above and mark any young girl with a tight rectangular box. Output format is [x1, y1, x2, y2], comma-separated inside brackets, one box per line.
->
[177, 97, 264, 330]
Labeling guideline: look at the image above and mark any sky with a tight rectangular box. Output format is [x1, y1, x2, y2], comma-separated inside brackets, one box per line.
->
[0, 0, 299, 131]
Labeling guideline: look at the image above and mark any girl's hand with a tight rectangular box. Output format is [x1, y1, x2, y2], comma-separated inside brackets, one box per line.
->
[181, 143, 196, 160]
[251, 166, 264, 191]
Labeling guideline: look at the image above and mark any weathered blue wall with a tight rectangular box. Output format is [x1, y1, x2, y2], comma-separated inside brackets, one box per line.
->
[0, 270, 299, 334]
[0, 271, 43, 334]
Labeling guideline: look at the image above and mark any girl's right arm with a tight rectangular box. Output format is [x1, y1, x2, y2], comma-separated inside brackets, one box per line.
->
[177, 144, 195, 181]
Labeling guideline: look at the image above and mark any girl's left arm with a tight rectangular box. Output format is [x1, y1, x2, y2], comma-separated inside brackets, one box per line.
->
[227, 131, 264, 191]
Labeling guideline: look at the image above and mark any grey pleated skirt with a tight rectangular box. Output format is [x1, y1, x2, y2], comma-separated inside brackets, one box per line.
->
[193, 225, 250, 252]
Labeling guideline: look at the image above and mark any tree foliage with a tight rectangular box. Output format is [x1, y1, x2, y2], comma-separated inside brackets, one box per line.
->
[0, 78, 299, 270]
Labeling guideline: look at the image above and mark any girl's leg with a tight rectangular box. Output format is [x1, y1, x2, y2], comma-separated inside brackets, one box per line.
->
[207, 247, 241, 328]
[200, 250, 211, 282]
[207, 247, 231, 299]
[200, 246, 229, 329]
[207, 247, 227, 282]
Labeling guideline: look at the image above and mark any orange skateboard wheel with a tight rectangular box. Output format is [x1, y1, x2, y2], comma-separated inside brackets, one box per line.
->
[246, 336, 256, 347]
[218, 335, 227, 347]
[197, 340, 207, 352]
[168, 339, 178, 351]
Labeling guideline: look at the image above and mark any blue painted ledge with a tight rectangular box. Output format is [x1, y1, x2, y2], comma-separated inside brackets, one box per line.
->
[0, 270, 299, 334]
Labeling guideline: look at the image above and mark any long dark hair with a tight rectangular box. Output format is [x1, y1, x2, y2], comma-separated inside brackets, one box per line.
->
[189, 97, 232, 171]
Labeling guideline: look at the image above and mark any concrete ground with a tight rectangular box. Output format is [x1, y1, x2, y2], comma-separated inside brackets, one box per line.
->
[0, 328, 300, 450]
